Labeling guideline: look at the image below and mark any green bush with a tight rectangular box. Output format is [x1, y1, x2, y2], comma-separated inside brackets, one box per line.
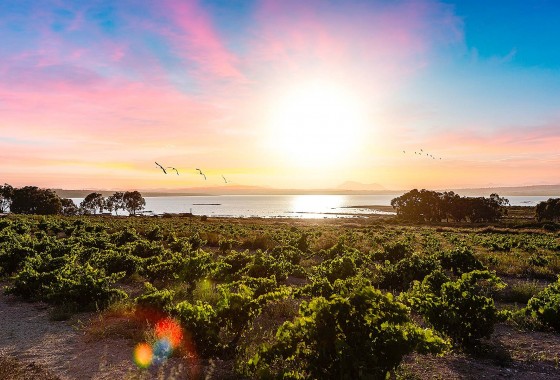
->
[374, 240, 413, 263]
[8, 256, 126, 310]
[246, 250, 294, 280]
[174, 300, 221, 357]
[436, 246, 485, 275]
[136, 282, 175, 311]
[524, 276, 560, 331]
[406, 270, 505, 347]
[90, 249, 140, 276]
[379, 254, 439, 291]
[248, 286, 448, 379]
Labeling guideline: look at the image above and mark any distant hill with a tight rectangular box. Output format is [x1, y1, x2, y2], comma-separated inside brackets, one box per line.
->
[443, 184, 560, 197]
[53, 189, 210, 198]
[52, 183, 560, 198]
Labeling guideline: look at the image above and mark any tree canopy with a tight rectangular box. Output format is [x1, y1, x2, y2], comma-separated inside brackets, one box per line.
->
[123, 191, 146, 215]
[10, 186, 63, 215]
[391, 189, 509, 223]
[80, 192, 105, 215]
[535, 198, 560, 222]
[0, 183, 14, 213]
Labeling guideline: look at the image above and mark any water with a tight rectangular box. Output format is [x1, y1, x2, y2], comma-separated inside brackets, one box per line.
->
[70, 194, 552, 219]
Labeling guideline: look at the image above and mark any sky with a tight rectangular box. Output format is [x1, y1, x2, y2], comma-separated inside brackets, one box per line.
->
[1, 0, 560, 191]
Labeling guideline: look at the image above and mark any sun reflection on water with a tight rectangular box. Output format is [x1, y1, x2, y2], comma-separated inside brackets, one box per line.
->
[289, 195, 346, 215]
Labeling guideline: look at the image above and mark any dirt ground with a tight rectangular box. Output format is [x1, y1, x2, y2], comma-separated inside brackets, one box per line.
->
[400, 323, 560, 379]
[0, 288, 195, 380]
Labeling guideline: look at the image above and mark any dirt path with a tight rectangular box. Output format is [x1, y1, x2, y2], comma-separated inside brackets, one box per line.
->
[0, 289, 149, 380]
[0, 286, 228, 380]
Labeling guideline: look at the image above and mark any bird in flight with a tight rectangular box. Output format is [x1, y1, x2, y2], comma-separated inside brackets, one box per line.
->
[222, 175, 228, 183]
[167, 167, 179, 175]
[196, 168, 206, 180]
[155, 162, 167, 174]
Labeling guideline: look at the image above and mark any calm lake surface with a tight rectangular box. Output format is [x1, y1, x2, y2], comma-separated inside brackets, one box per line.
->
[71, 194, 552, 219]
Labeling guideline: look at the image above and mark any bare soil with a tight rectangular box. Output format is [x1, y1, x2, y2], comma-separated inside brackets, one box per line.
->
[0, 288, 195, 380]
[401, 324, 560, 379]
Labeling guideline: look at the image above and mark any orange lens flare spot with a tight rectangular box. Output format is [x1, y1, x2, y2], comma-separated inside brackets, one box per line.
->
[155, 317, 183, 349]
[133, 342, 153, 368]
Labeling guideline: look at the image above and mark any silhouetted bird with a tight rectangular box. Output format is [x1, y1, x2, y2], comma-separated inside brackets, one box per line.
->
[167, 167, 179, 175]
[155, 162, 167, 174]
[196, 168, 206, 180]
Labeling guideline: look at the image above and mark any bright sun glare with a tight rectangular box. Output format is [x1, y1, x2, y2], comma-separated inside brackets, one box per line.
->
[267, 82, 367, 169]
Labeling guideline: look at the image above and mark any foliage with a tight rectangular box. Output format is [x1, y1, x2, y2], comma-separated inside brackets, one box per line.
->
[123, 191, 146, 215]
[391, 189, 509, 223]
[373, 240, 413, 262]
[7, 255, 126, 310]
[136, 282, 176, 311]
[535, 198, 560, 222]
[80, 192, 105, 215]
[406, 270, 505, 347]
[60, 198, 79, 216]
[0, 183, 14, 213]
[524, 276, 560, 331]
[248, 286, 448, 379]
[378, 253, 439, 291]
[436, 246, 485, 275]
[106, 192, 125, 215]
[10, 186, 63, 215]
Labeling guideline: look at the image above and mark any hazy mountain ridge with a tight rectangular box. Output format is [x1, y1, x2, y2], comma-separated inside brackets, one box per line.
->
[52, 183, 560, 198]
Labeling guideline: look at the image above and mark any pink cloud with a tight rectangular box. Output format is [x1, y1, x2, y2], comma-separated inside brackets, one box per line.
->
[248, 0, 462, 85]
[158, 0, 246, 84]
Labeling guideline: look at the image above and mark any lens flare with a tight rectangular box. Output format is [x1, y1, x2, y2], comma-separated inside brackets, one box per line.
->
[133, 342, 153, 368]
[155, 317, 183, 349]
[133, 317, 185, 368]
[152, 337, 173, 365]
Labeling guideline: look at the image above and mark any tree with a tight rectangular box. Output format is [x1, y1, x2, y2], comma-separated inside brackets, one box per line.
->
[61, 198, 79, 216]
[106, 192, 125, 215]
[0, 183, 14, 213]
[391, 190, 509, 224]
[391, 189, 444, 222]
[10, 186, 62, 215]
[535, 198, 560, 222]
[80, 192, 105, 215]
[123, 191, 145, 215]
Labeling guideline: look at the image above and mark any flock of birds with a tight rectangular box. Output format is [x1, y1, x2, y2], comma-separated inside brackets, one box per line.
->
[402, 148, 442, 160]
[155, 162, 229, 183]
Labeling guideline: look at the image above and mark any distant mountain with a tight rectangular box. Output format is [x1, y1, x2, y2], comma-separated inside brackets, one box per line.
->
[337, 181, 386, 191]
[444, 184, 560, 197]
[52, 183, 560, 198]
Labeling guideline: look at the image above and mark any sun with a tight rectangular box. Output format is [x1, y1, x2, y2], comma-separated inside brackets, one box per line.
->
[266, 81, 367, 169]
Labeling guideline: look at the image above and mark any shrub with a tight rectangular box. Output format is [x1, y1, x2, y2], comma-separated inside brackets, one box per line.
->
[246, 250, 294, 280]
[437, 246, 485, 275]
[248, 286, 448, 379]
[111, 227, 140, 245]
[174, 301, 221, 357]
[314, 255, 357, 284]
[136, 282, 175, 311]
[524, 276, 560, 331]
[379, 254, 439, 291]
[406, 270, 505, 347]
[374, 240, 413, 263]
[8, 256, 126, 311]
[90, 249, 140, 276]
